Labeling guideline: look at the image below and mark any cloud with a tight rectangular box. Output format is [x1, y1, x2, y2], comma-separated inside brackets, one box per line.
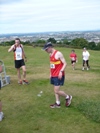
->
[0, 0, 100, 33]
[0, 0, 23, 5]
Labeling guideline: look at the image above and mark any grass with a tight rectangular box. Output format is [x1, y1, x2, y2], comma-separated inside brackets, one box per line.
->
[0, 46, 100, 133]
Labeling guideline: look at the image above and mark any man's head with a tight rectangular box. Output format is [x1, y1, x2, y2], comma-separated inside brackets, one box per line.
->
[83, 47, 86, 51]
[43, 42, 53, 53]
[72, 50, 75, 53]
[15, 38, 20, 45]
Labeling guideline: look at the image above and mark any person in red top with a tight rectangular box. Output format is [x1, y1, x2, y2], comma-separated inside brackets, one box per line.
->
[70, 50, 78, 70]
[43, 42, 72, 108]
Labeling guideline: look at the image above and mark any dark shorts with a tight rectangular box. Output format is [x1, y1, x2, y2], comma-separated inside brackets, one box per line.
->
[15, 59, 25, 68]
[50, 76, 65, 86]
[71, 60, 76, 64]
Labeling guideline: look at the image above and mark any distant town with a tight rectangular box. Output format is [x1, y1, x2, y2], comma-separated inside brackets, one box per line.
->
[0, 30, 100, 43]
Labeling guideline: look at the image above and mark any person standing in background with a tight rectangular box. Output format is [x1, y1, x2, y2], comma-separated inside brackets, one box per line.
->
[70, 50, 78, 70]
[82, 48, 90, 70]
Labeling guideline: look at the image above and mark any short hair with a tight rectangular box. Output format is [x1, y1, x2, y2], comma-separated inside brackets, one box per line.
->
[72, 50, 75, 52]
[15, 38, 20, 41]
[83, 47, 86, 50]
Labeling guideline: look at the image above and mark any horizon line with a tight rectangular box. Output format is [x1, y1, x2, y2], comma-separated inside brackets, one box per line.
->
[0, 29, 100, 35]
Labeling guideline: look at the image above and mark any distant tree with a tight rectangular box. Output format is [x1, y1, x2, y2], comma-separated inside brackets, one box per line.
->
[0, 41, 15, 46]
[88, 42, 96, 50]
[36, 39, 46, 44]
[47, 38, 56, 44]
[95, 42, 100, 50]
[71, 38, 88, 48]
[4, 41, 11, 46]
[22, 41, 30, 45]
[62, 39, 70, 45]
[0, 42, 5, 46]
[9, 40, 15, 45]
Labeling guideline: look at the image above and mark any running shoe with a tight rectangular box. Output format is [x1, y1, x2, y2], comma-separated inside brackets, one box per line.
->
[18, 81, 22, 85]
[82, 67, 84, 71]
[87, 67, 89, 70]
[50, 103, 61, 108]
[65, 95, 72, 107]
[23, 80, 29, 84]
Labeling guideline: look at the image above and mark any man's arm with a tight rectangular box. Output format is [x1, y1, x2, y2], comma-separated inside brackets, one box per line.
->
[21, 44, 27, 59]
[57, 51, 67, 71]
[56, 51, 67, 79]
[69, 54, 72, 59]
[8, 45, 14, 52]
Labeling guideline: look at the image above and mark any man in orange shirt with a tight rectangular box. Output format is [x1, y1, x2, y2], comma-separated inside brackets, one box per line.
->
[43, 42, 72, 108]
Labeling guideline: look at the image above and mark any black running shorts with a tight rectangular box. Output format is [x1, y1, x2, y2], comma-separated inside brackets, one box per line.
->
[15, 59, 25, 68]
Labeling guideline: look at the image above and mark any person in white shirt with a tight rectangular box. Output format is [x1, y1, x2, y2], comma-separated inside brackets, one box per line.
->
[82, 48, 90, 70]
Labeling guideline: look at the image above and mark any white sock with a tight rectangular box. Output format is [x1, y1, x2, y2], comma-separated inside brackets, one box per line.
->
[56, 101, 60, 105]
[66, 95, 69, 99]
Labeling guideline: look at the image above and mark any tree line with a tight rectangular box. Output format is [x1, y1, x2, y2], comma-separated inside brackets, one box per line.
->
[0, 37, 100, 50]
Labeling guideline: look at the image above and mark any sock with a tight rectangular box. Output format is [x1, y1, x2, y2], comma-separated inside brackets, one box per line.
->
[56, 101, 60, 105]
[66, 95, 69, 99]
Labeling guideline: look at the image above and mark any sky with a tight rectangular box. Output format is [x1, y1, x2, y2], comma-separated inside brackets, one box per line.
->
[0, 0, 100, 34]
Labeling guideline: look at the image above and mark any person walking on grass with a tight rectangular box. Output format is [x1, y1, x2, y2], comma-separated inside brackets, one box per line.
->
[82, 47, 90, 71]
[70, 50, 78, 70]
[43, 42, 72, 108]
[0, 81, 4, 122]
[0, 101, 4, 122]
[8, 38, 29, 85]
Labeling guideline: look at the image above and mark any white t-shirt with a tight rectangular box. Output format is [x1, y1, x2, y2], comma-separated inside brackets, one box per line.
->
[82, 51, 90, 61]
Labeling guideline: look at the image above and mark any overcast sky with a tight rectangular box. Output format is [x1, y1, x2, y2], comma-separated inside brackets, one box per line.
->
[0, 0, 100, 34]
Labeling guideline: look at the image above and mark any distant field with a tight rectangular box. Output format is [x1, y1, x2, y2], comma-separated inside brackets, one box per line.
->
[0, 46, 100, 133]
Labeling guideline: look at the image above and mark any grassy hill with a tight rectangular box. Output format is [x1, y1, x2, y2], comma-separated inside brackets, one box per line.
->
[0, 46, 100, 133]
